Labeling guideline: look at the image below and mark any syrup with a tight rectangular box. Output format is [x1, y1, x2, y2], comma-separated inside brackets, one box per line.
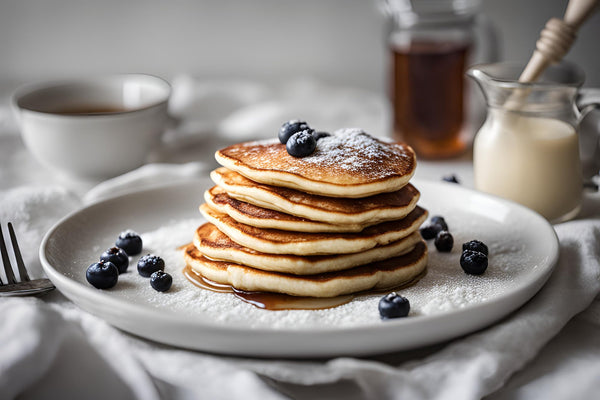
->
[182, 265, 426, 311]
[391, 41, 471, 159]
[183, 266, 353, 310]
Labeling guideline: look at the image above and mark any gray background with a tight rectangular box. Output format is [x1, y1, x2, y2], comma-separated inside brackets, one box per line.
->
[0, 0, 599, 92]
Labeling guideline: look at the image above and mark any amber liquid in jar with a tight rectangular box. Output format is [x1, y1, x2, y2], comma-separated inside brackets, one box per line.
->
[391, 41, 471, 159]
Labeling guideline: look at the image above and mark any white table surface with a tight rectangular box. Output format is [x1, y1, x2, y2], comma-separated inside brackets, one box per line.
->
[1, 79, 600, 400]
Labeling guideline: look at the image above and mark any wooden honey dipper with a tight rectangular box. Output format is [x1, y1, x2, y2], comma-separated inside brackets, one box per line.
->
[519, 0, 599, 83]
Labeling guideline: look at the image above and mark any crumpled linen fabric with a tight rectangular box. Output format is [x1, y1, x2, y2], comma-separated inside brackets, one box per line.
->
[1, 78, 599, 400]
[2, 173, 599, 400]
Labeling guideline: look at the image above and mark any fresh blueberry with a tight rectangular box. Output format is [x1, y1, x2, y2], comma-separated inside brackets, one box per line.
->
[115, 230, 143, 256]
[100, 247, 129, 274]
[278, 120, 311, 144]
[86, 261, 119, 289]
[137, 254, 165, 277]
[312, 131, 331, 141]
[378, 292, 410, 319]
[462, 240, 489, 256]
[434, 230, 454, 252]
[430, 215, 448, 231]
[420, 223, 443, 240]
[286, 130, 317, 157]
[460, 250, 488, 275]
[442, 174, 460, 184]
[150, 271, 173, 292]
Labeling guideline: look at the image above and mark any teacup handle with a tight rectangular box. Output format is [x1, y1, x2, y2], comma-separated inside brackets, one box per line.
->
[576, 88, 600, 182]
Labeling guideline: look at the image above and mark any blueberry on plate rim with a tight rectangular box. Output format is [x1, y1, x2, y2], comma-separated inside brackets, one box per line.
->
[150, 271, 173, 292]
[430, 215, 449, 231]
[278, 120, 311, 144]
[378, 292, 410, 319]
[86, 261, 119, 289]
[137, 254, 165, 277]
[420, 223, 443, 240]
[116, 230, 143, 256]
[100, 246, 129, 274]
[434, 230, 454, 252]
[462, 240, 489, 256]
[460, 249, 488, 275]
[286, 130, 317, 157]
[442, 174, 460, 184]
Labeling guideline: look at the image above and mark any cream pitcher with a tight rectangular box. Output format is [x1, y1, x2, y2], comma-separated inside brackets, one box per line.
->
[468, 62, 600, 223]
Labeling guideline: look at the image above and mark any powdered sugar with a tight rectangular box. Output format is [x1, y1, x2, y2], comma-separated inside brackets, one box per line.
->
[241, 129, 413, 181]
[287, 128, 411, 178]
[119, 229, 139, 237]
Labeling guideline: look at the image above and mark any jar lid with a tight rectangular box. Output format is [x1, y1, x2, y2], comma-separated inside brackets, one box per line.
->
[380, 0, 481, 21]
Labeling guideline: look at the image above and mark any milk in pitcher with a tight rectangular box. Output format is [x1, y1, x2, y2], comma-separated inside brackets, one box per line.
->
[474, 110, 582, 222]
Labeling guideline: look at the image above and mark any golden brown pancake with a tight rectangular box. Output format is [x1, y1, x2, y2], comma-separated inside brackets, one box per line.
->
[210, 168, 420, 226]
[214, 129, 417, 198]
[199, 203, 428, 255]
[204, 186, 365, 232]
[194, 222, 423, 274]
[184, 241, 427, 297]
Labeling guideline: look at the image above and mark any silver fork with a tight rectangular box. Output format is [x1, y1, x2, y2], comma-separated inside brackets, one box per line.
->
[0, 222, 55, 296]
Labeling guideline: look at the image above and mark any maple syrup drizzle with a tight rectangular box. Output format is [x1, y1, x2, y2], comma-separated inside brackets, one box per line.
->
[182, 265, 426, 311]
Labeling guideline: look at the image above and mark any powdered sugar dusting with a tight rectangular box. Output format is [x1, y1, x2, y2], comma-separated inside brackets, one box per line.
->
[287, 128, 411, 179]
[225, 129, 414, 183]
[119, 229, 139, 237]
[105, 206, 544, 330]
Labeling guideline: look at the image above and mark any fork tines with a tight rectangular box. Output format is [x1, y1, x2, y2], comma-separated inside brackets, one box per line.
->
[0, 222, 30, 285]
[0, 222, 55, 296]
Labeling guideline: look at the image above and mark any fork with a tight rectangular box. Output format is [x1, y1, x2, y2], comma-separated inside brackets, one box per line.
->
[0, 222, 55, 296]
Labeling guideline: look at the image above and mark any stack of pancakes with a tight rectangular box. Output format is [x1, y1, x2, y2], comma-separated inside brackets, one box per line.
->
[184, 128, 429, 298]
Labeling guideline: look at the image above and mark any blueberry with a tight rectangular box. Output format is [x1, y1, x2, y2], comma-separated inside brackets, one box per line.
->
[442, 174, 460, 184]
[137, 254, 165, 277]
[116, 230, 143, 256]
[278, 120, 311, 144]
[460, 250, 488, 275]
[312, 131, 331, 141]
[420, 223, 443, 240]
[86, 261, 119, 289]
[434, 230, 454, 252]
[430, 215, 448, 231]
[286, 130, 317, 157]
[100, 247, 129, 274]
[462, 240, 489, 256]
[378, 292, 410, 319]
[150, 271, 173, 292]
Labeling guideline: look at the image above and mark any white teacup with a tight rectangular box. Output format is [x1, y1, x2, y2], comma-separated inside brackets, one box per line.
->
[12, 74, 171, 179]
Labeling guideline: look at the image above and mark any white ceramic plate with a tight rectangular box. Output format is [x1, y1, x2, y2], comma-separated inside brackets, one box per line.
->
[40, 178, 559, 358]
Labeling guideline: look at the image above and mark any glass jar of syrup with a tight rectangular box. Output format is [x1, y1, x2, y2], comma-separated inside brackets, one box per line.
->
[381, 0, 498, 159]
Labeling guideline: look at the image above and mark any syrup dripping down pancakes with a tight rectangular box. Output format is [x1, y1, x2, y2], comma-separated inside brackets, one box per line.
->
[184, 128, 428, 298]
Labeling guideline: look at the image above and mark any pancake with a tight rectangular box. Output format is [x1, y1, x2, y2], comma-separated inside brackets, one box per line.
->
[214, 128, 417, 198]
[184, 241, 428, 298]
[204, 186, 365, 233]
[199, 203, 428, 255]
[194, 222, 423, 274]
[210, 168, 420, 226]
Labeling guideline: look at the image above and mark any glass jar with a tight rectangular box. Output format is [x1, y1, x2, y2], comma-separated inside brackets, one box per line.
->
[468, 61, 600, 223]
[381, 0, 498, 159]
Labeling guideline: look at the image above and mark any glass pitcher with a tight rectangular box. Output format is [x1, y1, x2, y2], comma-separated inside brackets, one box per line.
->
[468, 61, 600, 223]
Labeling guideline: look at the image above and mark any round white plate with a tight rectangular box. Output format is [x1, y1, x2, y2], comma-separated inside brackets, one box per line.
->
[40, 178, 559, 358]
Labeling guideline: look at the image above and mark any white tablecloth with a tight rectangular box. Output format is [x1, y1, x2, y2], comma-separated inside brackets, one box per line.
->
[1, 78, 600, 400]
